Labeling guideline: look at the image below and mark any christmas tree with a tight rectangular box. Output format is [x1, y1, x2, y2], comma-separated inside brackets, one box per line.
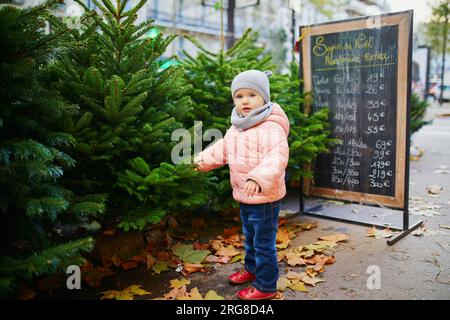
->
[46, 0, 211, 231]
[0, 0, 96, 295]
[181, 29, 336, 210]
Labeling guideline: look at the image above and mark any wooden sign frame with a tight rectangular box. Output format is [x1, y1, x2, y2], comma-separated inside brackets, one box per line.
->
[300, 11, 411, 209]
[299, 11, 423, 245]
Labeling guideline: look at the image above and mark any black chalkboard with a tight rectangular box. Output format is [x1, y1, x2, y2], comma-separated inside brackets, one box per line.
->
[300, 12, 412, 208]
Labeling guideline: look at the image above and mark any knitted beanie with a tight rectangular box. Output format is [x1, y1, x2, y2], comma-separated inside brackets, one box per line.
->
[231, 70, 273, 103]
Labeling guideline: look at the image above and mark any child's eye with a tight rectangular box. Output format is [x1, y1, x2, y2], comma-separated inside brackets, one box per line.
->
[250, 94, 256, 97]
[236, 95, 242, 99]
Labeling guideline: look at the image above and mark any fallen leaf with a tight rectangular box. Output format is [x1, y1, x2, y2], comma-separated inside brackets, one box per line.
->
[204, 290, 225, 300]
[102, 229, 116, 236]
[277, 250, 285, 262]
[181, 263, 207, 276]
[152, 261, 169, 274]
[427, 185, 443, 195]
[410, 146, 424, 161]
[276, 228, 291, 249]
[439, 225, 450, 229]
[209, 239, 224, 252]
[193, 241, 210, 251]
[305, 267, 319, 277]
[204, 255, 231, 264]
[306, 254, 335, 265]
[100, 285, 151, 300]
[277, 277, 291, 291]
[145, 254, 156, 270]
[215, 245, 240, 257]
[296, 222, 318, 231]
[273, 292, 285, 300]
[37, 274, 63, 295]
[229, 253, 245, 264]
[285, 250, 306, 266]
[111, 253, 122, 267]
[412, 225, 427, 236]
[318, 234, 349, 242]
[223, 226, 241, 237]
[121, 260, 138, 270]
[19, 287, 36, 300]
[366, 227, 393, 239]
[170, 278, 191, 289]
[277, 276, 309, 292]
[177, 287, 203, 300]
[171, 243, 210, 264]
[290, 280, 308, 292]
[83, 265, 114, 288]
[302, 275, 325, 287]
[221, 233, 243, 247]
[301, 249, 315, 258]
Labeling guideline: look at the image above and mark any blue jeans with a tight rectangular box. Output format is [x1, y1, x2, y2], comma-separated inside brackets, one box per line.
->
[239, 200, 280, 293]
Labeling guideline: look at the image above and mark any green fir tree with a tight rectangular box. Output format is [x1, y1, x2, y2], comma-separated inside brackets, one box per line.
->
[0, 0, 97, 295]
[46, 0, 211, 231]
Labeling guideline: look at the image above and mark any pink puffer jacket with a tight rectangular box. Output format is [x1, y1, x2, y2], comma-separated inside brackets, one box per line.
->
[194, 103, 290, 204]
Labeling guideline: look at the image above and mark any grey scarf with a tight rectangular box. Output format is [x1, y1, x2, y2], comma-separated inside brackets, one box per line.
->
[231, 102, 273, 131]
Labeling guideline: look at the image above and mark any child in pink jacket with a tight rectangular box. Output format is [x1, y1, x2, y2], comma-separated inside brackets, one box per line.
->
[194, 70, 290, 300]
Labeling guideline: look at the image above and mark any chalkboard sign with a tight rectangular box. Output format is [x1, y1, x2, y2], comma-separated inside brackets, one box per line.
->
[300, 12, 412, 209]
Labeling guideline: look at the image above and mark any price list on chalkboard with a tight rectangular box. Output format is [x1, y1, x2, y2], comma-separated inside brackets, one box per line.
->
[310, 26, 399, 197]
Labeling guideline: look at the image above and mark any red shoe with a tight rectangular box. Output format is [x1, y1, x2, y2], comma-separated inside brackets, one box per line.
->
[228, 269, 256, 285]
[237, 286, 277, 300]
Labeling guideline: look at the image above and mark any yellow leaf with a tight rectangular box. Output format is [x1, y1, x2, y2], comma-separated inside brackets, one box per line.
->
[125, 285, 151, 296]
[313, 240, 338, 249]
[289, 280, 308, 292]
[230, 253, 245, 264]
[318, 234, 349, 242]
[305, 268, 318, 277]
[276, 228, 291, 249]
[285, 250, 306, 266]
[277, 277, 290, 291]
[296, 222, 318, 231]
[215, 245, 240, 257]
[101, 285, 151, 300]
[170, 278, 191, 289]
[300, 249, 315, 258]
[152, 261, 169, 274]
[204, 290, 225, 300]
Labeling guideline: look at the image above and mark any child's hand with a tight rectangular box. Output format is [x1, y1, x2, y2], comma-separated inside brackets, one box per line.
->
[244, 179, 261, 197]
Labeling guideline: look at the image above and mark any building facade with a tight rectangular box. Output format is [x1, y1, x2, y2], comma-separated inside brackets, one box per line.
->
[13, 0, 391, 69]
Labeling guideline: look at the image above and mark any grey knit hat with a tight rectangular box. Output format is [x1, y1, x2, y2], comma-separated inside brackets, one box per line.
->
[231, 70, 273, 103]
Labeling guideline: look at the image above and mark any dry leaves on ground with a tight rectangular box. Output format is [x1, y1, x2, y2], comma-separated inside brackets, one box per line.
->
[100, 285, 151, 300]
[156, 278, 225, 300]
[366, 227, 394, 239]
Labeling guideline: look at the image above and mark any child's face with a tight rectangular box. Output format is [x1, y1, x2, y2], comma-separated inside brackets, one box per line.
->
[233, 88, 265, 116]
